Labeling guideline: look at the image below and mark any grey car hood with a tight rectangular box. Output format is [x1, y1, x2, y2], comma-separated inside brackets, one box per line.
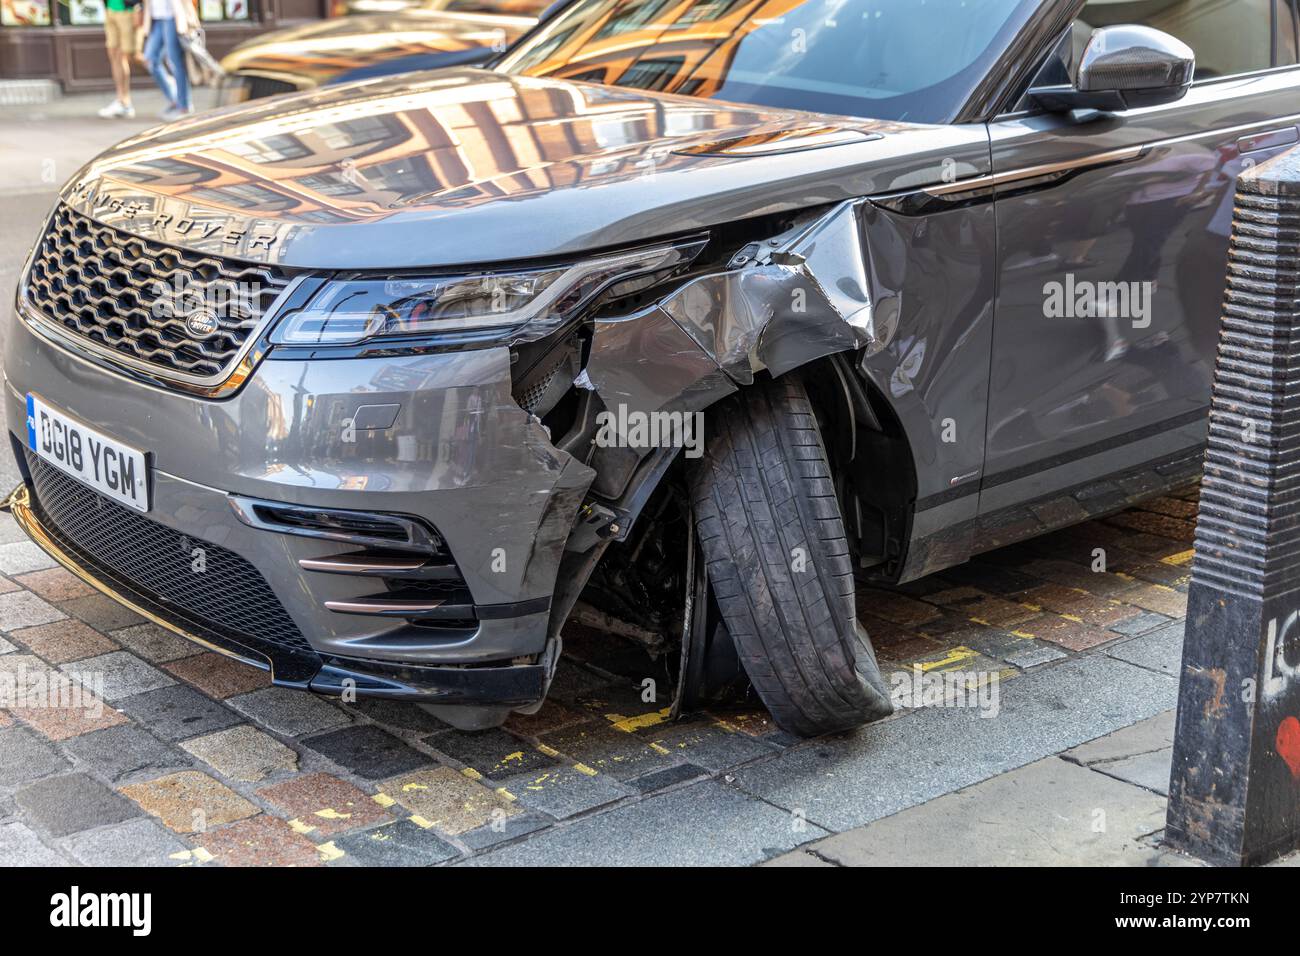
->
[61, 68, 986, 269]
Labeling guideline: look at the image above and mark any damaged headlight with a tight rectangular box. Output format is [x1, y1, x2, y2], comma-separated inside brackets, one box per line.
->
[271, 239, 706, 347]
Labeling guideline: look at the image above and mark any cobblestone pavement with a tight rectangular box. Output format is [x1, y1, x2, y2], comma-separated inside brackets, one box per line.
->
[0, 483, 1201, 866]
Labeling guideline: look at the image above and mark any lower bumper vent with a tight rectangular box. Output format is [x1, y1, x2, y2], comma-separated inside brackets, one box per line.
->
[24, 452, 313, 654]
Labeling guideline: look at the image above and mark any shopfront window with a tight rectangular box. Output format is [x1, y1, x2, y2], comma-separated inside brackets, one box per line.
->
[198, 0, 251, 21]
[1, 0, 52, 25]
[56, 0, 102, 24]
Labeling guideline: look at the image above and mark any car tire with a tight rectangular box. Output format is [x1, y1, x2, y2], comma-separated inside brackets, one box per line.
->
[689, 375, 893, 737]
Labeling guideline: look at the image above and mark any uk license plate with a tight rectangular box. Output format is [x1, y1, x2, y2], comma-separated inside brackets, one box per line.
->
[26, 394, 150, 513]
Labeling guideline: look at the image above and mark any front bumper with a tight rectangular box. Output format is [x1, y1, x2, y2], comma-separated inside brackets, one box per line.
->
[4, 308, 594, 705]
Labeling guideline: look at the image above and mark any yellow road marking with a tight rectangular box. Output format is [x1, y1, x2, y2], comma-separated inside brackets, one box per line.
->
[317, 842, 345, 863]
[916, 646, 980, 672]
[606, 707, 673, 733]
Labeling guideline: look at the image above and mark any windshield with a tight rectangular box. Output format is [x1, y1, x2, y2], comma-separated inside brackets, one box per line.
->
[497, 0, 1039, 123]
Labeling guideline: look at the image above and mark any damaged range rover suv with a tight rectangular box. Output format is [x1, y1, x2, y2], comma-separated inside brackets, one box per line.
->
[6, 0, 1299, 734]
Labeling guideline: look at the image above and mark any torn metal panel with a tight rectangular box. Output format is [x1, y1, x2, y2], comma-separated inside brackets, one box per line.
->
[580, 304, 737, 497]
[583, 304, 737, 420]
[657, 200, 899, 382]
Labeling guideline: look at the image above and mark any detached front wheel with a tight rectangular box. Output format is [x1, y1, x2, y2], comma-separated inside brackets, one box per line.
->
[689, 376, 893, 737]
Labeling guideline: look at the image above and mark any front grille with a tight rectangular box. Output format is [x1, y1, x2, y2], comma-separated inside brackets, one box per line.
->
[24, 204, 292, 381]
[25, 453, 314, 655]
[245, 76, 301, 100]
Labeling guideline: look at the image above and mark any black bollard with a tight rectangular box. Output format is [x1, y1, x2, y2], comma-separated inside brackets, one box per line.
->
[1166, 145, 1300, 866]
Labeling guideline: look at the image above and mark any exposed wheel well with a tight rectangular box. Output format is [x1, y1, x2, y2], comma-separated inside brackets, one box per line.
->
[795, 354, 917, 584]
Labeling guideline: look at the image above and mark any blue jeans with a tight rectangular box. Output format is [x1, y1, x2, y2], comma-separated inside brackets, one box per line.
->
[144, 17, 190, 111]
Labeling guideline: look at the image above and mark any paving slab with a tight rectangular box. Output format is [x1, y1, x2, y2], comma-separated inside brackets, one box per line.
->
[1105, 622, 1185, 677]
[1094, 749, 1174, 796]
[64, 724, 191, 781]
[110, 624, 202, 664]
[0, 590, 64, 629]
[9, 619, 116, 664]
[379, 766, 519, 835]
[507, 764, 630, 819]
[4, 673, 125, 741]
[0, 820, 67, 865]
[761, 850, 836, 867]
[119, 770, 259, 834]
[467, 780, 827, 867]
[58, 594, 146, 632]
[1064, 710, 1175, 796]
[0, 540, 58, 575]
[197, 814, 323, 867]
[180, 725, 299, 783]
[426, 727, 559, 780]
[626, 763, 707, 793]
[228, 687, 350, 738]
[733, 652, 1176, 833]
[459, 812, 552, 852]
[1108, 611, 1173, 637]
[346, 697, 448, 733]
[539, 720, 678, 781]
[64, 817, 190, 867]
[1064, 710, 1175, 764]
[117, 684, 242, 741]
[257, 772, 392, 839]
[16, 771, 141, 837]
[503, 699, 587, 738]
[304, 725, 434, 780]
[0, 725, 70, 783]
[805, 757, 1172, 866]
[13, 568, 95, 603]
[331, 818, 459, 866]
[164, 652, 271, 698]
[647, 721, 777, 772]
[61, 651, 174, 701]
[1005, 644, 1068, 669]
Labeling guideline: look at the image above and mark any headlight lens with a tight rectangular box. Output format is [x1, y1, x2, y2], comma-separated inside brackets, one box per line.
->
[271, 240, 704, 347]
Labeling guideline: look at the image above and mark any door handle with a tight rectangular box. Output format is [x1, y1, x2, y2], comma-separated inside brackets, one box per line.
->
[1238, 127, 1299, 154]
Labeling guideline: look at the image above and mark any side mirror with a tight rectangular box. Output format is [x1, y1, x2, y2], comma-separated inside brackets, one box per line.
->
[1030, 25, 1195, 113]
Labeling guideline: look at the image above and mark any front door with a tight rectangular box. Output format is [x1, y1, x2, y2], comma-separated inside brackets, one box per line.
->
[977, 0, 1300, 546]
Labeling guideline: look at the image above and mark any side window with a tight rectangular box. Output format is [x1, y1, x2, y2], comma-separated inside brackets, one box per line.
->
[1078, 0, 1282, 79]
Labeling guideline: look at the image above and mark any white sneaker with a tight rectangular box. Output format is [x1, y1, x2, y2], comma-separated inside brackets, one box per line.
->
[98, 99, 134, 118]
[160, 104, 193, 121]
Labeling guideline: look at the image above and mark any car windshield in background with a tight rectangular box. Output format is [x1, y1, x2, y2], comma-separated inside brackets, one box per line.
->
[496, 0, 1039, 123]
[442, 0, 553, 14]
